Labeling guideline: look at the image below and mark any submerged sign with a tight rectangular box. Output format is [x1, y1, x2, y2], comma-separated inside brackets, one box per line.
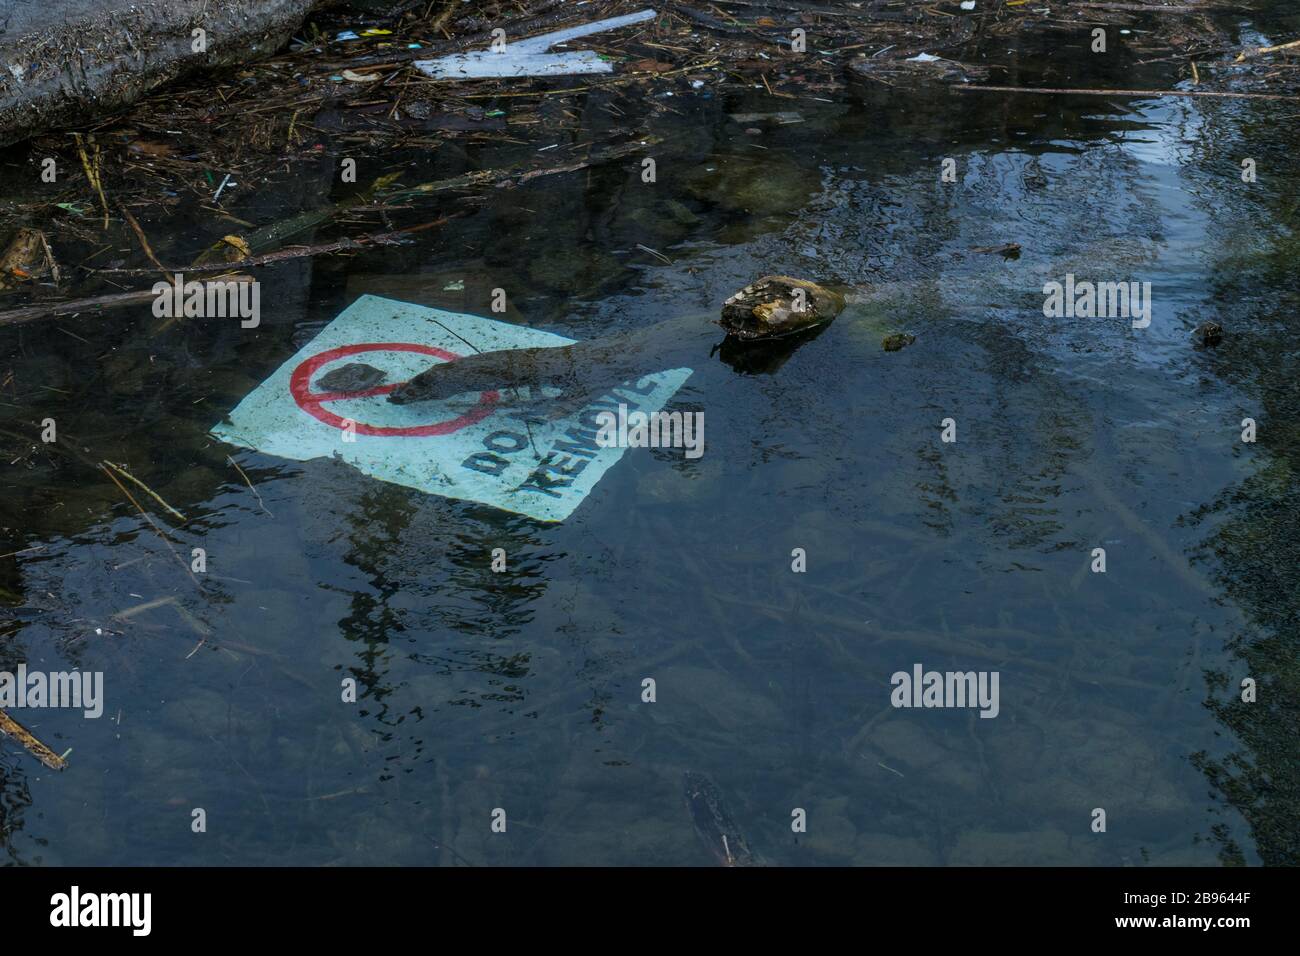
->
[211, 295, 692, 521]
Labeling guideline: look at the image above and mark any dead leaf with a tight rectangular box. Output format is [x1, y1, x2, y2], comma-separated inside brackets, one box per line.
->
[219, 235, 251, 258]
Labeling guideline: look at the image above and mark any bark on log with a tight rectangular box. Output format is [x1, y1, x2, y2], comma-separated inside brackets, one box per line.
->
[0, 0, 333, 147]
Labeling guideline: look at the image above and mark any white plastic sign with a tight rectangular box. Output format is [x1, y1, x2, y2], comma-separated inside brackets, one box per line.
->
[212, 295, 691, 521]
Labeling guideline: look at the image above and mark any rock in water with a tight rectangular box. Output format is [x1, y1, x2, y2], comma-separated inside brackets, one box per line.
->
[718, 276, 846, 340]
[881, 333, 916, 352]
[1193, 321, 1223, 348]
[316, 363, 387, 393]
[0, 228, 55, 288]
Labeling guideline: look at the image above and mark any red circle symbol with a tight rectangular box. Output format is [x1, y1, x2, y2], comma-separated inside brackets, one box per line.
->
[289, 343, 499, 437]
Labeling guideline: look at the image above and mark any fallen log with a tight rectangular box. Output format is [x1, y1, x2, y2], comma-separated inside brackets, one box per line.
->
[0, 0, 329, 148]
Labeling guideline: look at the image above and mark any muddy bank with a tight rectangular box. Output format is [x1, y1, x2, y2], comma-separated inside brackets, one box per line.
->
[0, 0, 333, 147]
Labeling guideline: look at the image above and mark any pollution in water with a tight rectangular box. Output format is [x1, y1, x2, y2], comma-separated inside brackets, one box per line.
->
[0, 0, 1294, 922]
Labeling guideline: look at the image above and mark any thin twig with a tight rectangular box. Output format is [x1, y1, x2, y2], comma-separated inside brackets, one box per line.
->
[100, 462, 204, 589]
[73, 133, 110, 230]
[1235, 37, 1300, 62]
[103, 460, 186, 522]
[118, 204, 169, 277]
[226, 454, 273, 516]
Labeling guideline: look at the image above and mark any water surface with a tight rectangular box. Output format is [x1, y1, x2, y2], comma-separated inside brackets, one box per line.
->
[1, 11, 1297, 866]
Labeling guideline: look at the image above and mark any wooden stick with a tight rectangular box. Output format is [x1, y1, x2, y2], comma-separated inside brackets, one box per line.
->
[1072, 458, 1219, 603]
[226, 454, 273, 517]
[91, 219, 453, 276]
[0, 708, 67, 770]
[73, 134, 110, 230]
[100, 462, 204, 590]
[37, 231, 61, 285]
[0, 275, 255, 327]
[113, 595, 179, 620]
[1235, 37, 1300, 62]
[102, 460, 186, 523]
[953, 84, 1300, 102]
[118, 204, 169, 277]
[0, 287, 158, 327]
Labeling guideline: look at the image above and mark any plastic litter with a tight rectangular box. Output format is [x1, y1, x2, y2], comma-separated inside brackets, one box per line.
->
[414, 9, 656, 80]
[211, 295, 691, 522]
[421, 50, 613, 79]
[336, 29, 392, 41]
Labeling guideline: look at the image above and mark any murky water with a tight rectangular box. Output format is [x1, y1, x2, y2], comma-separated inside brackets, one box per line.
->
[1, 9, 1297, 866]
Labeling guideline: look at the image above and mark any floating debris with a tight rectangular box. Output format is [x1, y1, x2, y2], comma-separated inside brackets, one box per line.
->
[969, 242, 1022, 259]
[1193, 320, 1224, 348]
[850, 54, 991, 87]
[101, 460, 186, 523]
[0, 227, 57, 288]
[414, 9, 657, 80]
[0, 707, 67, 771]
[718, 276, 846, 341]
[683, 771, 759, 867]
